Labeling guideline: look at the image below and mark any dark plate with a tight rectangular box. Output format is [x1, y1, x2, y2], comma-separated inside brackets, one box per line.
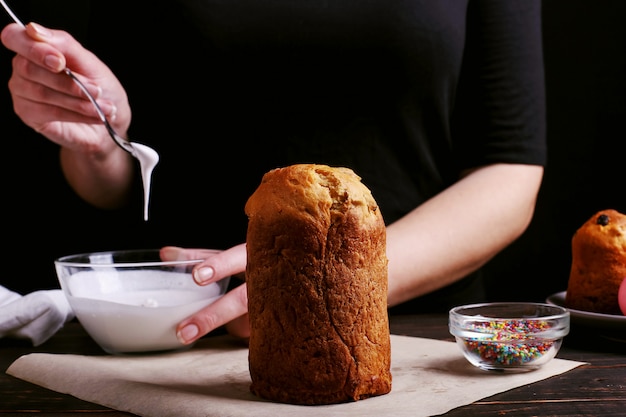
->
[546, 291, 626, 343]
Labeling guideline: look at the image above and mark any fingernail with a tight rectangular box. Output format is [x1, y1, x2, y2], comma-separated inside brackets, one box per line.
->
[177, 324, 199, 344]
[44, 54, 64, 71]
[28, 22, 52, 38]
[194, 267, 214, 284]
[85, 83, 102, 99]
[94, 101, 116, 119]
[160, 246, 182, 261]
[105, 103, 117, 119]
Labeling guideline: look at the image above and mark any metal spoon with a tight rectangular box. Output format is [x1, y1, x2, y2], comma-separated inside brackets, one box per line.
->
[1, 0, 136, 155]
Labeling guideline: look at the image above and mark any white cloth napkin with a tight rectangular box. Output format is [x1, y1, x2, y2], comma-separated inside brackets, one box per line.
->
[0, 285, 75, 346]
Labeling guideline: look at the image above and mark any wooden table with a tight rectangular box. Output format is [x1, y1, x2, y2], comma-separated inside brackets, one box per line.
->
[1, 314, 624, 416]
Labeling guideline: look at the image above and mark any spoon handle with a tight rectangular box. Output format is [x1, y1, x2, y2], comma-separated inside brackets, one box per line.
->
[1, 0, 25, 27]
[64, 68, 137, 155]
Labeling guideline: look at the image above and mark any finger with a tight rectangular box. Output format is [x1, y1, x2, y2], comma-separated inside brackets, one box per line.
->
[225, 313, 250, 340]
[3, 22, 113, 87]
[1, 23, 66, 72]
[176, 282, 249, 344]
[22, 22, 97, 76]
[9, 56, 116, 125]
[159, 246, 222, 262]
[24, 22, 114, 81]
[12, 53, 103, 99]
[192, 243, 247, 286]
[11, 91, 108, 137]
[160, 244, 247, 286]
[13, 86, 115, 126]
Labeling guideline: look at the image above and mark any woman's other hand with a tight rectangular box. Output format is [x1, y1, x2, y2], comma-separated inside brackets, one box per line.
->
[160, 244, 250, 343]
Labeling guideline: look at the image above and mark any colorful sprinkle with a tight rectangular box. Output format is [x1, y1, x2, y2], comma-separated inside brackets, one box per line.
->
[462, 319, 554, 366]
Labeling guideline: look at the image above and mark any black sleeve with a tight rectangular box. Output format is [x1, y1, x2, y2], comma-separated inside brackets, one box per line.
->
[452, 0, 547, 169]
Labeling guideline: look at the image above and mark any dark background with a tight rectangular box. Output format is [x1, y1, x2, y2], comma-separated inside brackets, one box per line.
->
[484, 0, 626, 302]
[1, 1, 625, 303]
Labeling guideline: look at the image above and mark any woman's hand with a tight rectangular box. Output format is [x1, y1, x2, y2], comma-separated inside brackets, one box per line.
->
[1, 22, 129, 153]
[160, 244, 250, 343]
[1, 22, 135, 208]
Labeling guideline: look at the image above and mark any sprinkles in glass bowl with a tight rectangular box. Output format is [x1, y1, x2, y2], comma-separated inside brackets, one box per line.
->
[449, 303, 570, 371]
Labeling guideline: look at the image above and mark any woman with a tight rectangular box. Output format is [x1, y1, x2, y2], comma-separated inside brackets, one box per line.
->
[1, 0, 545, 344]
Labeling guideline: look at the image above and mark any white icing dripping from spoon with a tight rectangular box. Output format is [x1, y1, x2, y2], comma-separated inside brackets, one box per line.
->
[130, 143, 159, 221]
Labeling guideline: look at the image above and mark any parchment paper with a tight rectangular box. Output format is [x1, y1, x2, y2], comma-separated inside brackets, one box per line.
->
[6, 334, 585, 417]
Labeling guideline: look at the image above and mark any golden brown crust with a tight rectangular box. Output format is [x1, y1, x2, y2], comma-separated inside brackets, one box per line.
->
[245, 164, 392, 405]
[566, 209, 626, 315]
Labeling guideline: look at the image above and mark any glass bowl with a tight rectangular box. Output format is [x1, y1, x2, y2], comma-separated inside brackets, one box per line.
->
[55, 249, 229, 354]
[449, 302, 570, 371]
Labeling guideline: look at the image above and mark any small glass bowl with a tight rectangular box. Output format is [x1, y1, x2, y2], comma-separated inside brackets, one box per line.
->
[449, 302, 570, 371]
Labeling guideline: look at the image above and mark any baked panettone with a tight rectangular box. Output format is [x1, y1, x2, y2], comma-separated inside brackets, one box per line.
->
[244, 164, 392, 405]
[566, 209, 626, 315]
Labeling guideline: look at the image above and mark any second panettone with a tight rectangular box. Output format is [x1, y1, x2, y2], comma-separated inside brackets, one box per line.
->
[566, 209, 626, 315]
